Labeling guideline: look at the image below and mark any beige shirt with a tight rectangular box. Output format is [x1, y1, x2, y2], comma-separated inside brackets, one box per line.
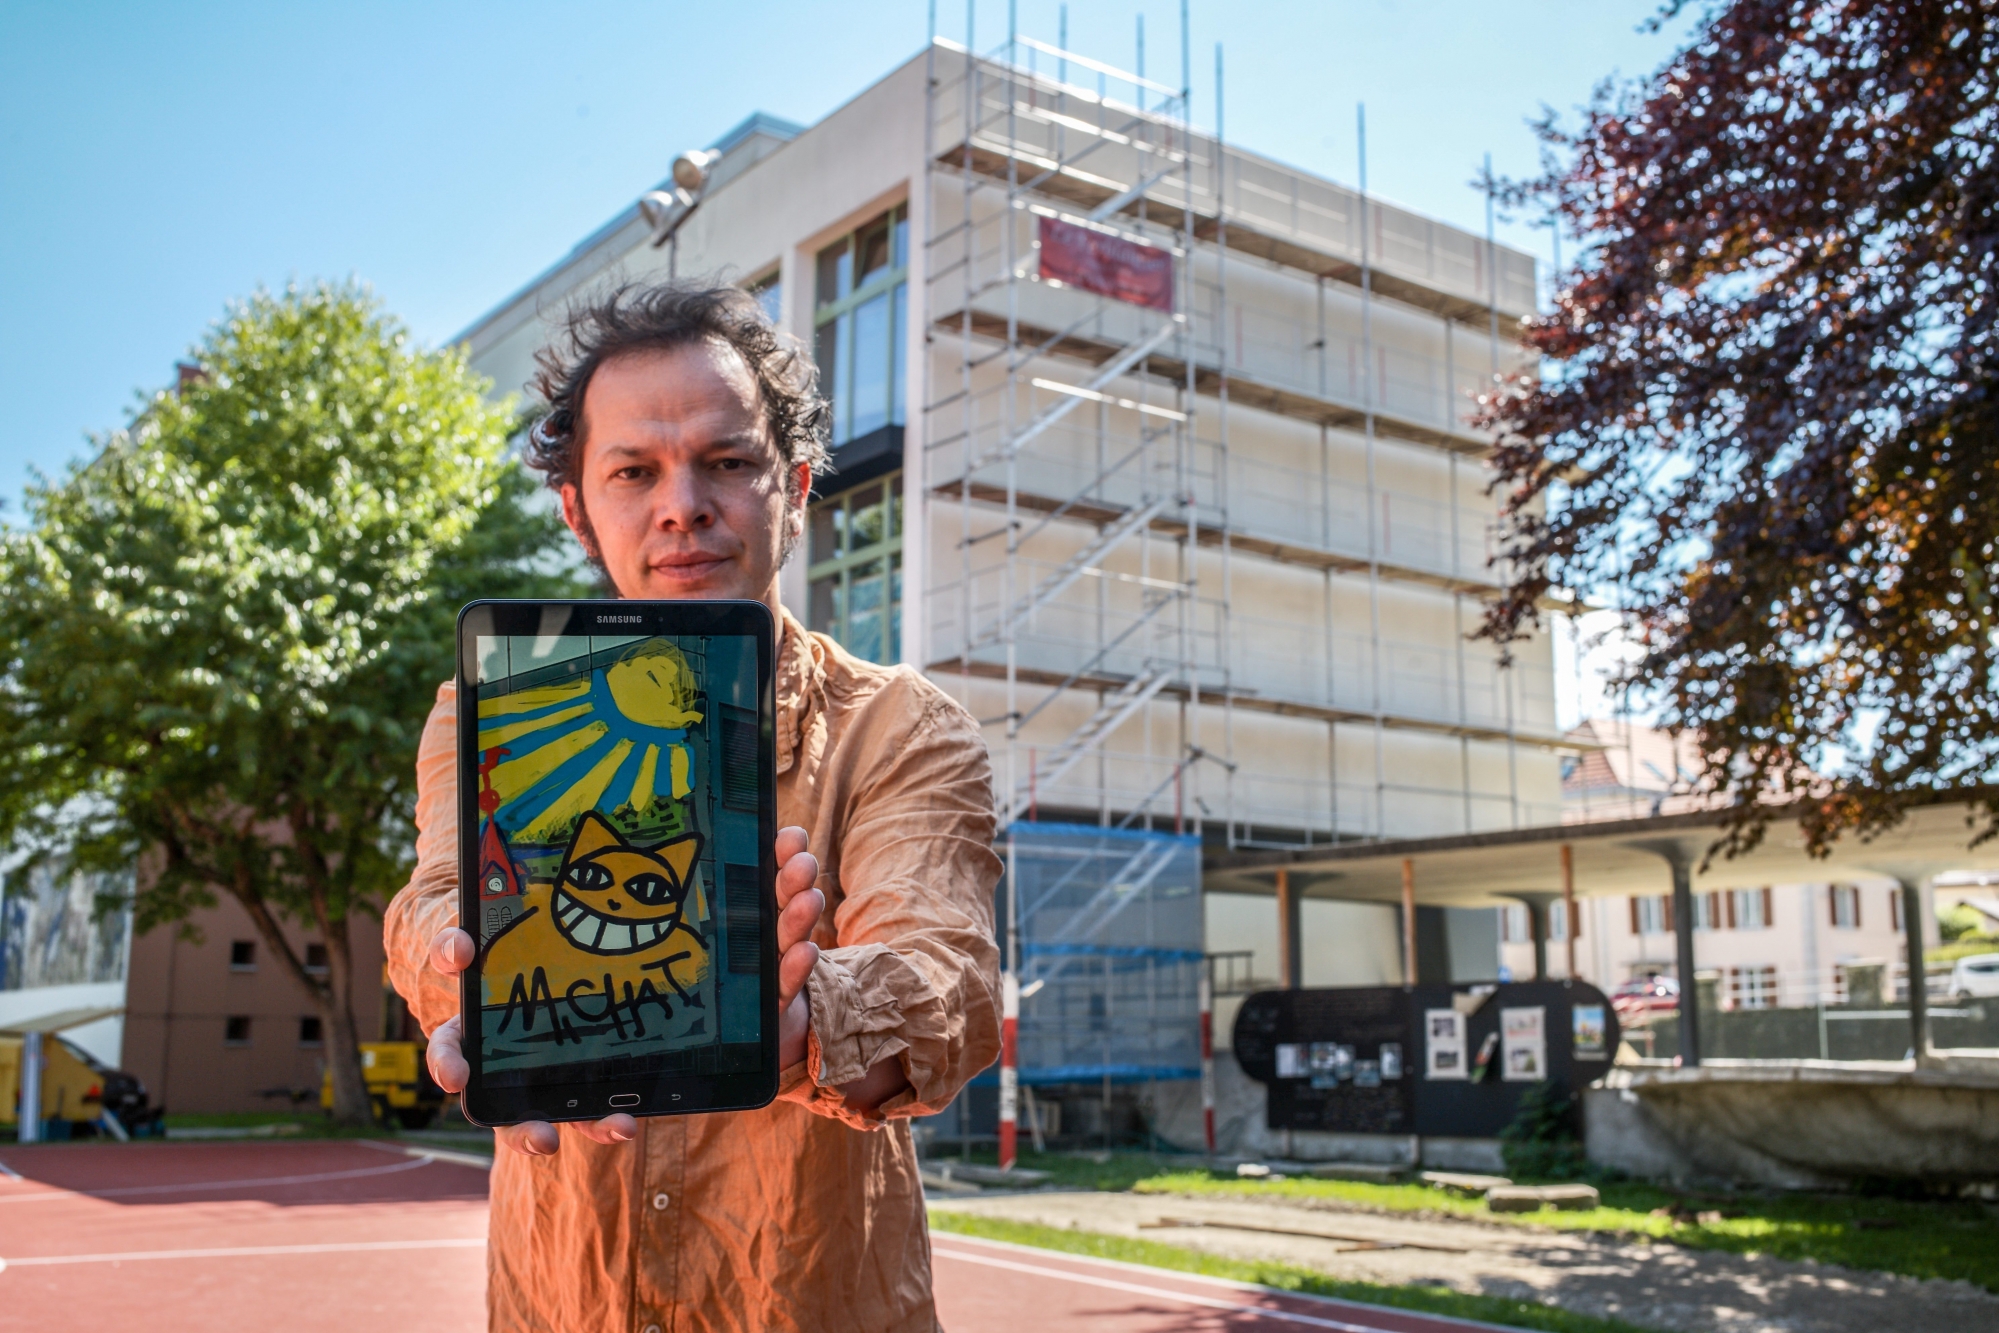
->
[383, 611, 1002, 1332]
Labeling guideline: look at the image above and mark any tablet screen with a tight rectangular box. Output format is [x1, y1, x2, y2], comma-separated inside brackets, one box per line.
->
[465, 614, 770, 1105]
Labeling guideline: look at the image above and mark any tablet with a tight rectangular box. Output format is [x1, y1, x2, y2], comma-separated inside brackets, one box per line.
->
[454, 599, 778, 1126]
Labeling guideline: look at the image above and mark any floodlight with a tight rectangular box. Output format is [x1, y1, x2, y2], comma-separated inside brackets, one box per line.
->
[672, 149, 718, 193]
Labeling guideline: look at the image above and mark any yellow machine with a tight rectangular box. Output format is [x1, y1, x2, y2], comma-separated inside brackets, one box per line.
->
[320, 1041, 445, 1129]
[0, 1032, 160, 1139]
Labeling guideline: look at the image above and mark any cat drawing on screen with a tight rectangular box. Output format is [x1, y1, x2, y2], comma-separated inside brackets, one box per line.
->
[482, 811, 712, 1048]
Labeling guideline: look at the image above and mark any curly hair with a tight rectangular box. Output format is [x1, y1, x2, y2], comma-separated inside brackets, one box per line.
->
[524, 282, 832, 503]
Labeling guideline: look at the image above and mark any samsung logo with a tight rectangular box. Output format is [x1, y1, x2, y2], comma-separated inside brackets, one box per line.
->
[597, 615, 644, 624]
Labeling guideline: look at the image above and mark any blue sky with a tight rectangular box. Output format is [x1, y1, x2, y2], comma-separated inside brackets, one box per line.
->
[0, 1, 1698, 520]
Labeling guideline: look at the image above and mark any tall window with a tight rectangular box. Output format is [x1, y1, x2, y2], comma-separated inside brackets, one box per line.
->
[1830, 883, 1861, 929]
[1630, 895, 1671, 935]
[1693, 892, 1724, 930]
[808, 473, 903, 663]
[815, 206, 909, 446]
[1730, 888, 1773, 930]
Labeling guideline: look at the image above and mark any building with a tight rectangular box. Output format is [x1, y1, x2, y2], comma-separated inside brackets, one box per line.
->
[455, 30, 1555, 1112]
[120, 900, 391, 1116]
[0, 852, 393, 1116]
[1502, 718, 1927, 1013]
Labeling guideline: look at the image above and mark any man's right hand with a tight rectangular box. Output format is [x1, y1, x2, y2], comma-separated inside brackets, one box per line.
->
[422, 930, 638, 1156]
[424, 824, 824, 1157]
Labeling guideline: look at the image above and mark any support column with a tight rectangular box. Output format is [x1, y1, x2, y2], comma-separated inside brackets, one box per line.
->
[1899, 877, 1931, 1064]
[1529, 901, 1549, 982]
[1560, 844, 1578, 981]
[19, 1029, 43, 1144]
[1401, 858, 1418, 985]
[1276, 867, 1301, 989]
[1668, 855, 1701, 1067]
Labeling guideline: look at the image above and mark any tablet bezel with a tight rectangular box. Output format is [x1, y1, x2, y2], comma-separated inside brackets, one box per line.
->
[453, 599, 779, 1126]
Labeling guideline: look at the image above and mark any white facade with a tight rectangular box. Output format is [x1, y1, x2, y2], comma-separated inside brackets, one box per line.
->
[456, 38, 1556, 984]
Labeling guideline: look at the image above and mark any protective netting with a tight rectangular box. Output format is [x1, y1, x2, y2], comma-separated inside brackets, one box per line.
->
[1001, 822, 1203, 1083]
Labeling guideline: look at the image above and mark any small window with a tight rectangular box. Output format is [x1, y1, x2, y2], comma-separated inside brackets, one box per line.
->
[297, 1016, 324, 1047]
[1830, 884, 1861, 930]
[224, 1016, 252, 1046]
[1498, 903, 1531, 943]
[229, 940, 257, 971]
[304, 942, 330, 974]
[1728, 965, 1779, 1010]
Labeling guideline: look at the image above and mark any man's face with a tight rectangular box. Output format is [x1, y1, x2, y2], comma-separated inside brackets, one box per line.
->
[560, 339, 809, 609]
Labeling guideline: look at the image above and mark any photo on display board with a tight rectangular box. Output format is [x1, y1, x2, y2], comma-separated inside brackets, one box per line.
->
[1501, 1005, 1547, 1082]
[1572, 1004, 1607, 1058]
[1424, 1009, 1466, 1080]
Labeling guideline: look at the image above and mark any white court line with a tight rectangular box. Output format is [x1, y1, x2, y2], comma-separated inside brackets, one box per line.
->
[356, 1139, 493, 1172]
[932, 1244, 1403, 1332]
[0, 1155, 436, 1204]
[0, 1160, 21, 1180]
[0, 1236, 484, 1273]
[930, 1233, 1516, 1333]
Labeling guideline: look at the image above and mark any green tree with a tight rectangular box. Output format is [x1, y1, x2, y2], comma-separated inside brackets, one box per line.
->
[0, 283, 583, 1124]
[1484, 1, 1999, 854]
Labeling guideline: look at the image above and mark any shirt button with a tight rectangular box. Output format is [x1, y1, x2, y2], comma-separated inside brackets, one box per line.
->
[652, 1192, 671, 1211]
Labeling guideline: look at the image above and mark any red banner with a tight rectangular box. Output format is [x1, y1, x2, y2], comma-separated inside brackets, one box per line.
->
[1037, 216, 1174, 312]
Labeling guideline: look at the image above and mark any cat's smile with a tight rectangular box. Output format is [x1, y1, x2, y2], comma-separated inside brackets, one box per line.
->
[551, 885, 681, 955]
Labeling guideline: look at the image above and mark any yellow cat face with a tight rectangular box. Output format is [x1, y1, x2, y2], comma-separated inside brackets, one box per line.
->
[549, 811, 702, 956]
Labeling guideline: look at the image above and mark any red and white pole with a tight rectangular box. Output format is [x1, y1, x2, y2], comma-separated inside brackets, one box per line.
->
[1198, 969, 1216, 1156]
[999, 970, 1020, 1170]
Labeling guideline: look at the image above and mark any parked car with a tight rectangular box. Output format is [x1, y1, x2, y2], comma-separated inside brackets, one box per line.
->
[1612, 975, 1680, 1016]
[1947, 952, 1999, 999]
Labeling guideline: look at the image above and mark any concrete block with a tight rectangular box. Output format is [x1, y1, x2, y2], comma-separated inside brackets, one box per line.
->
[1306, 1162, 1408, 1183]
[1486, 1184, 1600, 1212]
[1420, 1170, 1511, 1195]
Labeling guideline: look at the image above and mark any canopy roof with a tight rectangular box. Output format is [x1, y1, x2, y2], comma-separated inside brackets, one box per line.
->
[1205, 797, 1999, 906]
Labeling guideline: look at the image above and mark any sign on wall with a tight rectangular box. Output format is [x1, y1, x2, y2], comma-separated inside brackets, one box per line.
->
[1037, 217, 1174, 312]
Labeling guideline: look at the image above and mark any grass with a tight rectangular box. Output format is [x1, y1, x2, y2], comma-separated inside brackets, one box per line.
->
[927, 1147, 1999, 1291]
[928, 1211, 1658, 1333]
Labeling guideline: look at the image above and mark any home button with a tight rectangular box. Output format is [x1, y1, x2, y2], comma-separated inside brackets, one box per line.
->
[608, 1093, 641, 1108]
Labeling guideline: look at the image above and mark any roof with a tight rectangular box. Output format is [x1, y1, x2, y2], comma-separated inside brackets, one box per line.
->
[1204, 794, 1999, 907]
[708, 111, 803, 155]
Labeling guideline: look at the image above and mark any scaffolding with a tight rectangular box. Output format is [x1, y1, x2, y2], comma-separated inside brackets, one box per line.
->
[921, 19, 1546, 864]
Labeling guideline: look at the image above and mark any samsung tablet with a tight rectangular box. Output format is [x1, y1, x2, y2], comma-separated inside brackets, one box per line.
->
[454, 599, 778, 1126]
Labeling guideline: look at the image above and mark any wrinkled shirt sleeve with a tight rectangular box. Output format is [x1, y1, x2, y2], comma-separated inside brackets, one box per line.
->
[781, 690, 1003, 1129]
[383, 682, 461, 1036]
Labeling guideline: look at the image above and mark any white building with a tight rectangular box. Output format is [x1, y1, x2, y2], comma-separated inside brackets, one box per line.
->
[456, 33, 1554, 1002]
[1506, 719, 1928, 1010]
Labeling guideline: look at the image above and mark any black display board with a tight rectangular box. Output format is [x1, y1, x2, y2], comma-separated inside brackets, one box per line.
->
[1232, 981, 1618, 1138]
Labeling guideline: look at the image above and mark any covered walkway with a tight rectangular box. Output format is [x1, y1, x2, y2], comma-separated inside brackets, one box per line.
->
[1205, 798, 1999, 1065]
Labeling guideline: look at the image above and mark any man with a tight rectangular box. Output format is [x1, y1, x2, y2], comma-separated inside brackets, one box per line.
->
[383, 283, 1003, 1332]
